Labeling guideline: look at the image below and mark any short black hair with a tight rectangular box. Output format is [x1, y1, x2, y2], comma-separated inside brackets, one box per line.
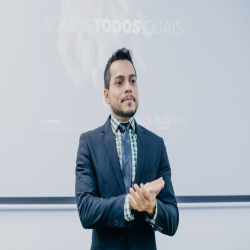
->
[104, 48, 136, 90]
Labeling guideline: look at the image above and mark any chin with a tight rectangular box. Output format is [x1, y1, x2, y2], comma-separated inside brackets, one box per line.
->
[123, 107, 135, 113]
[124, 108, 137, 116]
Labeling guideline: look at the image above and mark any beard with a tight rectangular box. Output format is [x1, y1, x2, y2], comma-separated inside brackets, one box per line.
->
[110, 100, 139, 118]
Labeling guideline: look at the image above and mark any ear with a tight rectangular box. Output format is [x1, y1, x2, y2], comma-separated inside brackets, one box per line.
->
[104, 89, 110, 104]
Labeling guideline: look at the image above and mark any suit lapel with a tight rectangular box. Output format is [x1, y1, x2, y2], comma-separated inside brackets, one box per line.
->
[101, 115, 126, 194]
[134, 120, 147, 185]
[101, 115, 147, 193]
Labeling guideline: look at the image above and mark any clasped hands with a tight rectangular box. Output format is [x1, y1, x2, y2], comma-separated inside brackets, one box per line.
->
[128, 177, 165, 217]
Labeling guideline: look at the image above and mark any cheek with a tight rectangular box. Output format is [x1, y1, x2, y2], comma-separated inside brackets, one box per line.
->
[113, 90, 123, 102]
[110, 93, 121, 105]
[133, 87, 138, 97]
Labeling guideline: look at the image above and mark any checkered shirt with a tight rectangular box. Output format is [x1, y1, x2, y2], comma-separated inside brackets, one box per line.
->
[110, 114, 157, 225]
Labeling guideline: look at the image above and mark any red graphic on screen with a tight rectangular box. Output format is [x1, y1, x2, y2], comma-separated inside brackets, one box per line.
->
[161, 117, 166, 126]
[142, 115, 152, 126]
[147, 115, 152, 126]
[166, 115, 171, 126]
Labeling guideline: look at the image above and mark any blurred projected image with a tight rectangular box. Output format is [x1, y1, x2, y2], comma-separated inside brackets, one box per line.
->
[51, 0, 182, 90]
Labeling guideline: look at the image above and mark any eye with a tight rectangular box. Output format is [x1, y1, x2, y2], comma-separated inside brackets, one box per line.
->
[117, 81, 122, 86]
[131, 79, 136, 84]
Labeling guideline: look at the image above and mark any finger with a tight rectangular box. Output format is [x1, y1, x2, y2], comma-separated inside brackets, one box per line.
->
[141, 183, 151, 199]
[132, 39, 147, 71]
[156, 178, 165, 191]
[91, 66, 103, 91]
[155, 177, 164, 187]
[158, 178, 165, 189]
[162, 180, 165, 189]
[130, 187, 142, 205]
[146, 181, 162, 194]
[128, 194, 138, 210]
[96, 34, 112, 69]
[75, 31, 87, 63]
[135, 183, 147, 202]
[155, 177, 162, 182]
[81, 38, 96, 72]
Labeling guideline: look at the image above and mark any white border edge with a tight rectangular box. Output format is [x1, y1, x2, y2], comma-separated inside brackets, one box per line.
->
[0, 202, 250, 210]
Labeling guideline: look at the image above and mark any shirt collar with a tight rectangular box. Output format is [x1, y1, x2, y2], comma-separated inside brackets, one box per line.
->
[110, 114, 136, 134]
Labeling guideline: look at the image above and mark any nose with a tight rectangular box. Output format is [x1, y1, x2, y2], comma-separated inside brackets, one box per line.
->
[124, 80, 132, 93]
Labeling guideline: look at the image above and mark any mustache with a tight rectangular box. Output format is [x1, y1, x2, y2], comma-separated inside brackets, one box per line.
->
[122, 95, 136, 102]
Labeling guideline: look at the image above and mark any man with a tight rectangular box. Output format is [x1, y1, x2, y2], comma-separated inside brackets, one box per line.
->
[75, 48, 179, 250]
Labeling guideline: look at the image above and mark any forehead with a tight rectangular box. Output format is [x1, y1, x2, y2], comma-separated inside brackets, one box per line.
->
[109, 60, 136, 80]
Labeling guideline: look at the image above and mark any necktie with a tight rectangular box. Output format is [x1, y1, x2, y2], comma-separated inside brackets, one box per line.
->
[119, 122, 132, 194]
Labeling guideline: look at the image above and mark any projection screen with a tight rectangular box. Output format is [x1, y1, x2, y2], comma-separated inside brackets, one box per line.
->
[0, 0, 249, 197]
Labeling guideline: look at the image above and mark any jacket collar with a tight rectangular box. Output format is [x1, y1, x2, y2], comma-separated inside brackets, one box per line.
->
[109, 114, 136, 135]
[102, 114, 144, 135]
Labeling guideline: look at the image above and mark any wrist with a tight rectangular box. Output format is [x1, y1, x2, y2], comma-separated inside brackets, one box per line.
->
[146, 209, 155, 217]
[146, 201, 156, 217]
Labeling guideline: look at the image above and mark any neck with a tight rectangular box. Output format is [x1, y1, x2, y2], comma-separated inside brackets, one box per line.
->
[111, 112, 131, 123]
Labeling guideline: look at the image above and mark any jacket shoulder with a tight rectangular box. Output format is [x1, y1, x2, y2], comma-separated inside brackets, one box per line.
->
[78, 115, 110, 145]
[79, 124, 104, 140]
[137, 124, 162, 142]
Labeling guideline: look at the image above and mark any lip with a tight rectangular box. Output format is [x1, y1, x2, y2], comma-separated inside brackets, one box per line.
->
[123, 98, 134, 102]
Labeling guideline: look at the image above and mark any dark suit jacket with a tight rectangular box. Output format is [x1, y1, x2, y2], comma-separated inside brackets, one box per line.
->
[75, 115, 179, 250]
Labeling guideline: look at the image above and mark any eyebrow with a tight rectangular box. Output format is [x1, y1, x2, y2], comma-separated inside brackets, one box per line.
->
[114, 74, 137, 80]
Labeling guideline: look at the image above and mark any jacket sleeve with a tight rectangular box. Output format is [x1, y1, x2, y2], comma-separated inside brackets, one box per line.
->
[75, 133, 126, 229]
[151, 137, 179, 236]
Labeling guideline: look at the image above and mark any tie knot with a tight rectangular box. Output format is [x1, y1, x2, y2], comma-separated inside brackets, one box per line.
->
[119, 122, 130, 133]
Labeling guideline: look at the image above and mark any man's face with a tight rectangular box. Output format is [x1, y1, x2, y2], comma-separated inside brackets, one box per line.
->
[104, 59, 139, 121]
